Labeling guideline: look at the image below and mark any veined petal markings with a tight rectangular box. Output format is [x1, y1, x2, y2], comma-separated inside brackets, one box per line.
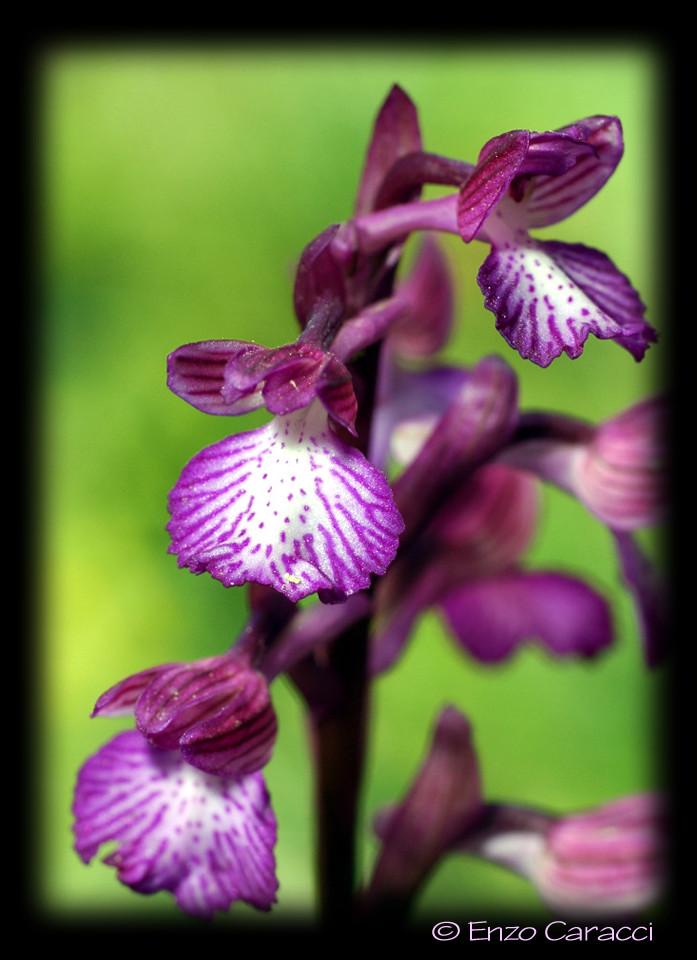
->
[168, 403, 403, 601]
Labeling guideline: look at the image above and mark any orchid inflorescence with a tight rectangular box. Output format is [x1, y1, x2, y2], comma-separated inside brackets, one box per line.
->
[72, 86, 667, 926]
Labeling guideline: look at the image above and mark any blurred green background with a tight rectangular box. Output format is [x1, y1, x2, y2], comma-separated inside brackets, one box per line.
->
[39, 40, 667, 929]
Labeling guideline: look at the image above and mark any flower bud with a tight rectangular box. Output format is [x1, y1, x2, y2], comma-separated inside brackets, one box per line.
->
[475, 794, 666, 917]
[574, 398, 666, 530]
[535, 794, 666, 916]
[94, 653, 278, 780]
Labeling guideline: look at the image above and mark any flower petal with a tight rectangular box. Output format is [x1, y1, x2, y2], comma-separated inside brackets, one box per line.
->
[573, 397, 667, 530]
[365, 708, 482, 912]
[167, 340, 267, 415]
[457, 130, 530, 242]
[439, 570, 613, 662]
[613, 530, 669, 669]
[535, 794, 666, 916]
[133, 656, 278, 778]
[391, 356, 519, 531]
[387, 235, 454, 358]
[167, 403, 404, 602]
[478, 238, 653, 366]
[524, 117, 624, 228]
[354, 84, 422, 217]
[72, 731, 278, 919]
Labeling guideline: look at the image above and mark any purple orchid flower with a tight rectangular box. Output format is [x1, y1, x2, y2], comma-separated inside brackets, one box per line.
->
[367, 706, 666, 920]
[338, 110, 656, 367]
[501, 396, 667, 532]
[456, 119, 657, 366]
[73, 730, 278, 919]
[72, 646, 284, 918]
[370, 356, 613, 673]
[166, 286, 406, 605]
[465, 793, 666, 918]
[500, 396, 668, 667]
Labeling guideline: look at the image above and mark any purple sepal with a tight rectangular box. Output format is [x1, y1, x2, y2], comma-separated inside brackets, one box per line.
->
[73, 731, 278, 919]
[91, 665, 164, 717]
[392, 356, 519, 532]
[167, 340, 268, 416]
[387, 235, 454, 358]
[534, 794, 666, 916]
[354, 84, 422, 217]
[457, 129, 530, 242]
[93, 655, 277, 779]
[293, 225, 346, 329]
[365, 707, 482, 911]
[576, 396, 667, 530]
[168, 333, 358, 433]
[524, 117, 623, 228]
[463, 793, 666, 918]
[139, 659, 276, 778]
[478, 239, 653, 366]
[504, 396, 667, 531]
[613, 530, 669, 669]
[458, 117, 623, 241]
[439, 570, 613, 662]
[167, 404, 404, 603]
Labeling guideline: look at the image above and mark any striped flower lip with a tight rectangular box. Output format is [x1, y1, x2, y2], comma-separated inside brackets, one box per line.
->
[167, 401, 404, 602]
[72, 730, 278, 919]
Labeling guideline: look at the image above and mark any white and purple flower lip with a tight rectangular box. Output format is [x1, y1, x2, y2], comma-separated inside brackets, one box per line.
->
[73, 731, 278, 920]
[167, 401, 404, 604]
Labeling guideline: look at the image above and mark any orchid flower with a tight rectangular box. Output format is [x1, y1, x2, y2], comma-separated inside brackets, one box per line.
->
[370, 356, 613, 673]
[367, 706, 666, 921]
[466, 793, 666, 918]
[73, 730, 278, 919]
[71, 638, 288, 919]
[500, 397, 668, 667]
[456, 119, 657, 366]
[72, 85, 666, 927]
[338, 108, 657, 367]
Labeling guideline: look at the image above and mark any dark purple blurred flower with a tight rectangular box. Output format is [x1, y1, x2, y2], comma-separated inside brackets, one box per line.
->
[370, 357, 613, 673]
[364, 707, 483, 917]
[503, 397, 667, 531]
[467, 793, 666, 917]
[367, 705, 666, 920]
[501, 396, 669, 667]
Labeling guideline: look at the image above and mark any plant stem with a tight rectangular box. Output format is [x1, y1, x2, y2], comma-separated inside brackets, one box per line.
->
[312, 618, 371, 929]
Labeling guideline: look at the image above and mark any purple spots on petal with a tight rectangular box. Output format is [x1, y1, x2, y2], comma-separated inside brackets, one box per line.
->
[168, 408, 403, 600]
